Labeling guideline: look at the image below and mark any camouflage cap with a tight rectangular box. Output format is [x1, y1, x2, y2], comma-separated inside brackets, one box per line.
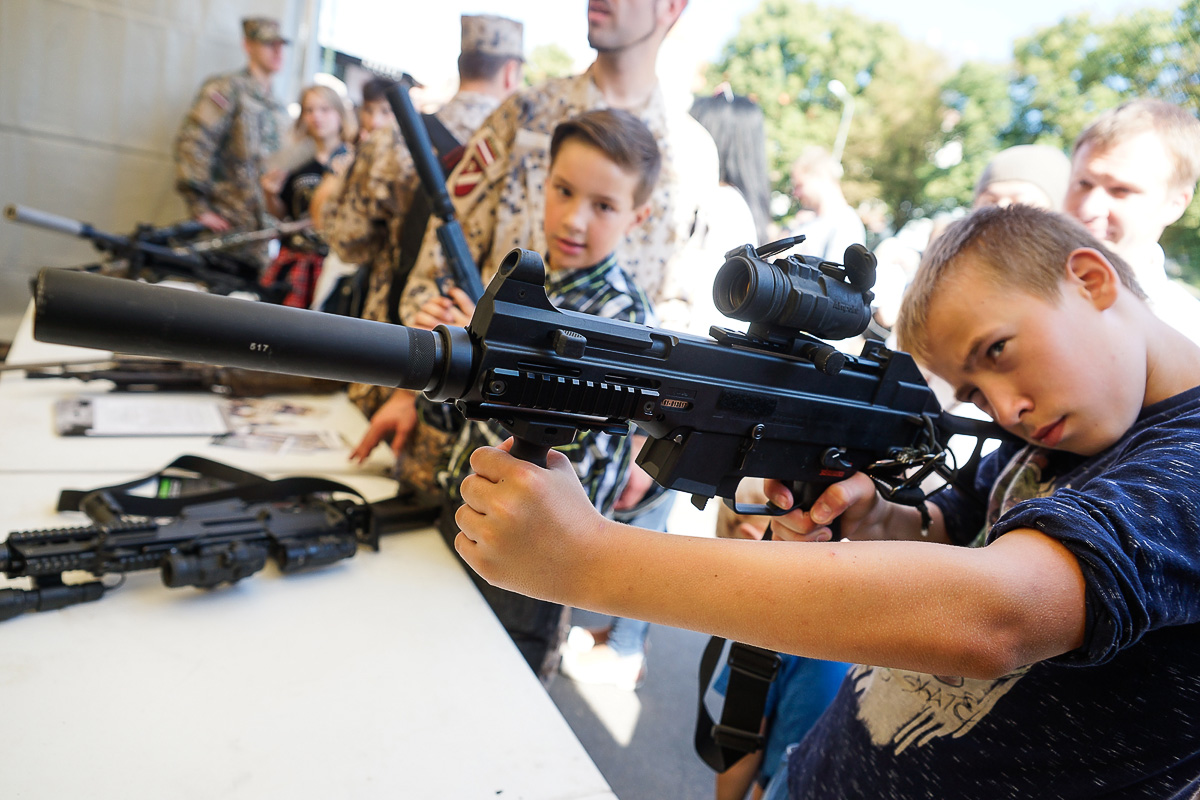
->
[460, 14, 524, 61]
[242, 17, 289, 44]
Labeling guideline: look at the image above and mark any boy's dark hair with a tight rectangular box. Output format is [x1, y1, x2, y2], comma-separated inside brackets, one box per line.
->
[549, 109, 661, 206]
[457, 52, 516, 82]
[896, 204, 1144, 360]
[360, 76, 392, 105]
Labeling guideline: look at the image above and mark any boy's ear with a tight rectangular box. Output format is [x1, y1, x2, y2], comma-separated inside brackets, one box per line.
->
[1065, 248, 1120, 311]
[1160, 184, 1194, 229]
[627, 202, 653, 233]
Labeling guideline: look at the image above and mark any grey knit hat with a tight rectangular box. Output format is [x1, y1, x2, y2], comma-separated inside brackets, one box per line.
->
[974, 144, 1072, 211]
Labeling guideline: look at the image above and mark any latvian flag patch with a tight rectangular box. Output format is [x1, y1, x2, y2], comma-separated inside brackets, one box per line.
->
[453, 132, 500, 198]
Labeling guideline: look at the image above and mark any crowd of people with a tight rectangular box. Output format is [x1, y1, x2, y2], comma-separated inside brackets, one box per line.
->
[170, 5, 1200, 798]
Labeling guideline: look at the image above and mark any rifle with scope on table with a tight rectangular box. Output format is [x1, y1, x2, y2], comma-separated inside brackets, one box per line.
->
[0, 452, 442, 621]
[30, 236, 1003, 517]
[4, 203, 306, 301]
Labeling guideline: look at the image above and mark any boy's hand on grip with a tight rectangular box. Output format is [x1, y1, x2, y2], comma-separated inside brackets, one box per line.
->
[455, 439, 606, 602]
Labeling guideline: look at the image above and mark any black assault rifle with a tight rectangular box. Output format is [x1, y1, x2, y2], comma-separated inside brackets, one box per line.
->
[4, 204, 291, 300]
[0, 496, 364, 621]
[31, 238, 1002, 516]
[383, 81, 488, 303]
[0, 458, 441, 621]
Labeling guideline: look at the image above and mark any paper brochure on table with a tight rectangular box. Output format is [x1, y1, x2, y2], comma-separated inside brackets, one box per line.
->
[55, 395, 231, 436]
[53, 395, 348, 453]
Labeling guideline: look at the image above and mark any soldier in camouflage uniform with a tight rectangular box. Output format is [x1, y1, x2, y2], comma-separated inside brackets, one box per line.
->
[324, 14, 525, 428]
[174, 17, 289, 243]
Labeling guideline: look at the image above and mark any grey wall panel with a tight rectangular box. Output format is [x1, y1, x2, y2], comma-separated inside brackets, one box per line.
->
[0, 0, 304, 340]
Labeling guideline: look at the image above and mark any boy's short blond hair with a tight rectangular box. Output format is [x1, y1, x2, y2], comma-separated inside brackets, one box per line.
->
[1073, 99, 1200, 192]
[896, 205, 1143, 361]
[550, 109, 662, 206]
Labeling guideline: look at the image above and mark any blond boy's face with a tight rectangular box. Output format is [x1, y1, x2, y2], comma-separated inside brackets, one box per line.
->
[920, 254, 1142, 456]
[543, 139, 648, 271]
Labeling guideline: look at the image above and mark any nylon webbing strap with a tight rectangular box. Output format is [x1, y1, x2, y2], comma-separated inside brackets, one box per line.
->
[57, 454, 268, 512]
[56, 454, 370, 537]
[694, 636, 780, 772]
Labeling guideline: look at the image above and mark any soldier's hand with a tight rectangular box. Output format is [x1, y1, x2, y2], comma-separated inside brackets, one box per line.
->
[413, 289, 474, 330]
[196, 211, 232, 232]
[350, 390, 418, 463]
[445, 287, 476, 325]
[715, 478, 772, 541]
[260, 168, 287, 197]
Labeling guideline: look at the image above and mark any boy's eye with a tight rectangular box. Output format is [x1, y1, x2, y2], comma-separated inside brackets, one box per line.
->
[986, 340, 1006, 361]
[596, 202, 614, 213]
[970, 390, 994, 417]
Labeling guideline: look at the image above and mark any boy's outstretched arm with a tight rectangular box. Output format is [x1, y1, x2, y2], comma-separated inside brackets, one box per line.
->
[455, 443, 1088, 680]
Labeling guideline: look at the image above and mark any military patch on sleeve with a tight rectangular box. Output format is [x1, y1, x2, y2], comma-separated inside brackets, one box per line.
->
[194, 87, 231, 128]
[207, 88, 230, 110]
[452, 130, 503, 200]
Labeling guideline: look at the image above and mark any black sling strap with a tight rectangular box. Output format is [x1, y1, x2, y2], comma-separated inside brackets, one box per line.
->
[56, 455, 380, 545]
[695, 518, 784, 773]
[695, 636, 781, 772]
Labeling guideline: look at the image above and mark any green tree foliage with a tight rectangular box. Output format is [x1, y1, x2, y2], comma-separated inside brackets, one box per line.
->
[706, 0, 1199, 283]
[926, 62, 1014, 212]
[704, 0, 950, 231]
[523, 43, 574, 87]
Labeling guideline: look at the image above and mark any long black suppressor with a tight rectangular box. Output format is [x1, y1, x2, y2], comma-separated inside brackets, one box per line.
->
[34, 269, 447, 392]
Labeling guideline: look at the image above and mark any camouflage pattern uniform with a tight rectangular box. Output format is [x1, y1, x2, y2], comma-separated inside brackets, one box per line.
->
[174, 69, 287, 236]
[398, 64, 712, 327]
[324, 91, 501, 420]
[327, 11, 523, 421]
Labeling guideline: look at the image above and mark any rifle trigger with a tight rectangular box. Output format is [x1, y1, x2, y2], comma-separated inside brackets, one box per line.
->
[552, 329, 586, 359]
[737, 424, 766, 470]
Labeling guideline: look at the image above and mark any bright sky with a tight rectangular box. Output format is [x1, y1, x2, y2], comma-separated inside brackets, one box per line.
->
[320, 0, 1179, 99]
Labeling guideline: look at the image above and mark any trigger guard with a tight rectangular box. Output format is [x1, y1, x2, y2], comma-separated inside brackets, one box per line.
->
[722, 498, 793, 517]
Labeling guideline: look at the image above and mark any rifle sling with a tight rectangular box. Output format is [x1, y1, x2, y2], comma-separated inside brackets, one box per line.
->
[694, 519, 784, 773]
[56, 454, 365, 519]
[694, 636, 781, 773]
[388, 114, 465, 324]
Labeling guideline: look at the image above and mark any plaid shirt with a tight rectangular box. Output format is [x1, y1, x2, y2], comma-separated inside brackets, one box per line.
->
[430, 252, 655, 515]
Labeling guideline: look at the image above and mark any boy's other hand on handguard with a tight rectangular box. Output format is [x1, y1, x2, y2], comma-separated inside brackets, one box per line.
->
[455, 439, 607, 602]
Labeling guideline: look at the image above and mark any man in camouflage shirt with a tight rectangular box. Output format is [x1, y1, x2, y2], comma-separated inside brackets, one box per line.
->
[174, 17, 289, 238]
[321, 14, 525, 421]
[397, 0, 704, 327]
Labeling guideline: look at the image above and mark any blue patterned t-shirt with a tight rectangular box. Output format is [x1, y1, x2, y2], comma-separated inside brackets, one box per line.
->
[786, 386, 1200, 799]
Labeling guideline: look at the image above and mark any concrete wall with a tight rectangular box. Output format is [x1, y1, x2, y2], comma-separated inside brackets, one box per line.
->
[0, 0, 315, 342]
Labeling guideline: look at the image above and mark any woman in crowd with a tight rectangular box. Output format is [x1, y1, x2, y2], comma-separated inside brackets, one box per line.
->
[260, 83, 356, 307]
